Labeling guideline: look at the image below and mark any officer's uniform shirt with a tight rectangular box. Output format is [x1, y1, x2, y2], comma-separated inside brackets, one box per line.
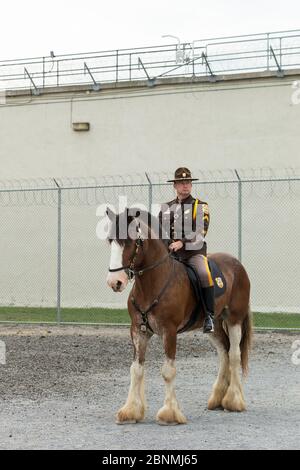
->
[159, 194, 210, 259]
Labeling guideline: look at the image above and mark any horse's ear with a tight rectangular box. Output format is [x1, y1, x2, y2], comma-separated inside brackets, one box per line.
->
[106, 207, 115, 220]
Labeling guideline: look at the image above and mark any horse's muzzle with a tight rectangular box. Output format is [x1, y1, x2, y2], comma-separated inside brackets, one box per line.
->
[113, 280, 122, 292]
[107, 271, 128, 292]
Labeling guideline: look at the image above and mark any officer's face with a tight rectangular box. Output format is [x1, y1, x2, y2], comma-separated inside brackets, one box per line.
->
[174, 181, 192, 198]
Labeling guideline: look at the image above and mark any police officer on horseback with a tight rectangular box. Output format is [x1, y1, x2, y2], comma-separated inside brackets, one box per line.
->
[160, 167, 215, 333]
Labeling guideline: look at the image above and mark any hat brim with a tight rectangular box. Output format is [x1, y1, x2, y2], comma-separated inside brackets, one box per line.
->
[167, 177, 199, 183]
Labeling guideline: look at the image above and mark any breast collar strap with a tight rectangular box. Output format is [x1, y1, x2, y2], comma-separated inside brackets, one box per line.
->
[131, 259, 175, 333]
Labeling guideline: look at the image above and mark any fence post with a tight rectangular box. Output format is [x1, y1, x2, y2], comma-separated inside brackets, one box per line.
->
[266, 32, 270, 70]
[145, 172, 152, 212]
[42, 57, 45, 89]
[116, 50, 119, 82]
[57, 60, 59, 87]
[234, 169, 242, 262]
[54, 179, 62, 324]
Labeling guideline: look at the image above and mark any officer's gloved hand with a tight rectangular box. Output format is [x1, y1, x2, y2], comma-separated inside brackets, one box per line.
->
[169, 240, 183, 252]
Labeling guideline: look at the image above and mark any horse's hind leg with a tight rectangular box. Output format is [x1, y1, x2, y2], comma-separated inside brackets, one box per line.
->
[222, 322, 246, 412]
[156, 330, 187, 425]
[207, 331, 230, 410]
[116, 326, 149, 424]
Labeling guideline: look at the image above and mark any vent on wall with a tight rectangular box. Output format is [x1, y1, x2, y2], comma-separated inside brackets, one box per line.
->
[72, 122, 90, 131]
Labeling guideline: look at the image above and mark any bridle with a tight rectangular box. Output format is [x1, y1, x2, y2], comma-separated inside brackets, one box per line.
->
[108, 227, 174, 333]
[108, 237, 144, 281]
[108, 231, 172, 281]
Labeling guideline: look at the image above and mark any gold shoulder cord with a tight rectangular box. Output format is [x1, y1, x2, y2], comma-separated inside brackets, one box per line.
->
[192, 199, 199, 220]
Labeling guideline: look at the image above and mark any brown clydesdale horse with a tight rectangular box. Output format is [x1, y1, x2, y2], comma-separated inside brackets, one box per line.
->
[106, 208, 252, 425]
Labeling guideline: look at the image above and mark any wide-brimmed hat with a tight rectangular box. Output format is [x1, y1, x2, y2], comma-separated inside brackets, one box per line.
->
[167, 167, 199, 183]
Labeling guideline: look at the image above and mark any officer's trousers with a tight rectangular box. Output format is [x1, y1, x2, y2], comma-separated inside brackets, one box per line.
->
[185, 254, 214, 288]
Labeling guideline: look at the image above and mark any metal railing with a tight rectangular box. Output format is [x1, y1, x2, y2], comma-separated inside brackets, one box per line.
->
[1, 29, 300, 93]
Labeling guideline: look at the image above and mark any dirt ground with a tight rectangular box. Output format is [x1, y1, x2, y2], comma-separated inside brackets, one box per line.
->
[0, 324, 299, 450]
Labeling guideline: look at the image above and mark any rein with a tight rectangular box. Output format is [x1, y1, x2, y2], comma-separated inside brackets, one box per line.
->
[127, 252, 172, 279]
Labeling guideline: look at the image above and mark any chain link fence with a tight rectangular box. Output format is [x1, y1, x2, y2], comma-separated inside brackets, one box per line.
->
[0, 169, 299, 329]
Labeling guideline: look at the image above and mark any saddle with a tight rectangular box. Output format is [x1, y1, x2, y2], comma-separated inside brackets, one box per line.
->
[177, 259, 226, 334]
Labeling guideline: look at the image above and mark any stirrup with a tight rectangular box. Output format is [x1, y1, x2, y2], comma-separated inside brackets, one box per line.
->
[203, 314, 214, 333]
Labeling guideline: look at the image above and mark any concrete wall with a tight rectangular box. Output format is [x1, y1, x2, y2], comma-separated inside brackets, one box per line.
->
[1, 70, 300, 179]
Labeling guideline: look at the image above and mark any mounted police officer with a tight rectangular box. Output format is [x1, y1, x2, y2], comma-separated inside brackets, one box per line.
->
[159, 167, 214, 333]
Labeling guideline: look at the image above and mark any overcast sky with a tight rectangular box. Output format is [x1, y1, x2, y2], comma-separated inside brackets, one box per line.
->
[1, 0, 300, 59]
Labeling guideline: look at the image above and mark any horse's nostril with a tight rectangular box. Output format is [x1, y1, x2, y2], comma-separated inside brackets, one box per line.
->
[116, 280, 122, 289]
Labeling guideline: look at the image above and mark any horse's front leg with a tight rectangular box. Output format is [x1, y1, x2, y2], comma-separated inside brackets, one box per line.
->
[116, 325, 150, 424]
[156, 328, 187, 425]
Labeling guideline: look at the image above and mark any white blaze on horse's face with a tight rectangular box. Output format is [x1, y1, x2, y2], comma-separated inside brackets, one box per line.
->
[107, 241, 129, 292]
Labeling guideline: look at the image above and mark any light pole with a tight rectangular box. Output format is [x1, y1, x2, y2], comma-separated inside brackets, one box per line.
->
[161, 35, 185, 63]
[161, 34, 181, 45]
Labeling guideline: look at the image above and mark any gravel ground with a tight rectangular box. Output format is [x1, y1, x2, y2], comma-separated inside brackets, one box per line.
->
[0, 324, 299, 450]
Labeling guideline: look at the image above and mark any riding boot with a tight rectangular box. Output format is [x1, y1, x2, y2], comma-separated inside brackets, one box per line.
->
[202, 286, 215, 333]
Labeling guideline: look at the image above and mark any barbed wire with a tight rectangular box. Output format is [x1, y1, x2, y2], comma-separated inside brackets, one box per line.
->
[0, 167, 299, 206]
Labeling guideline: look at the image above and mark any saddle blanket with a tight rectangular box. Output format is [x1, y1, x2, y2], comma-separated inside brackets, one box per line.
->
[177, 258, 226, 333]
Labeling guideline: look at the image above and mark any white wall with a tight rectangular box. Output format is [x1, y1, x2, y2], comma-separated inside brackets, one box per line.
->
[1, 73, 300, 180]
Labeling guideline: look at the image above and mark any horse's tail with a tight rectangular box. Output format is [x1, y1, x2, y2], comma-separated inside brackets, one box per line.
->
[240, 305, 253, 376]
